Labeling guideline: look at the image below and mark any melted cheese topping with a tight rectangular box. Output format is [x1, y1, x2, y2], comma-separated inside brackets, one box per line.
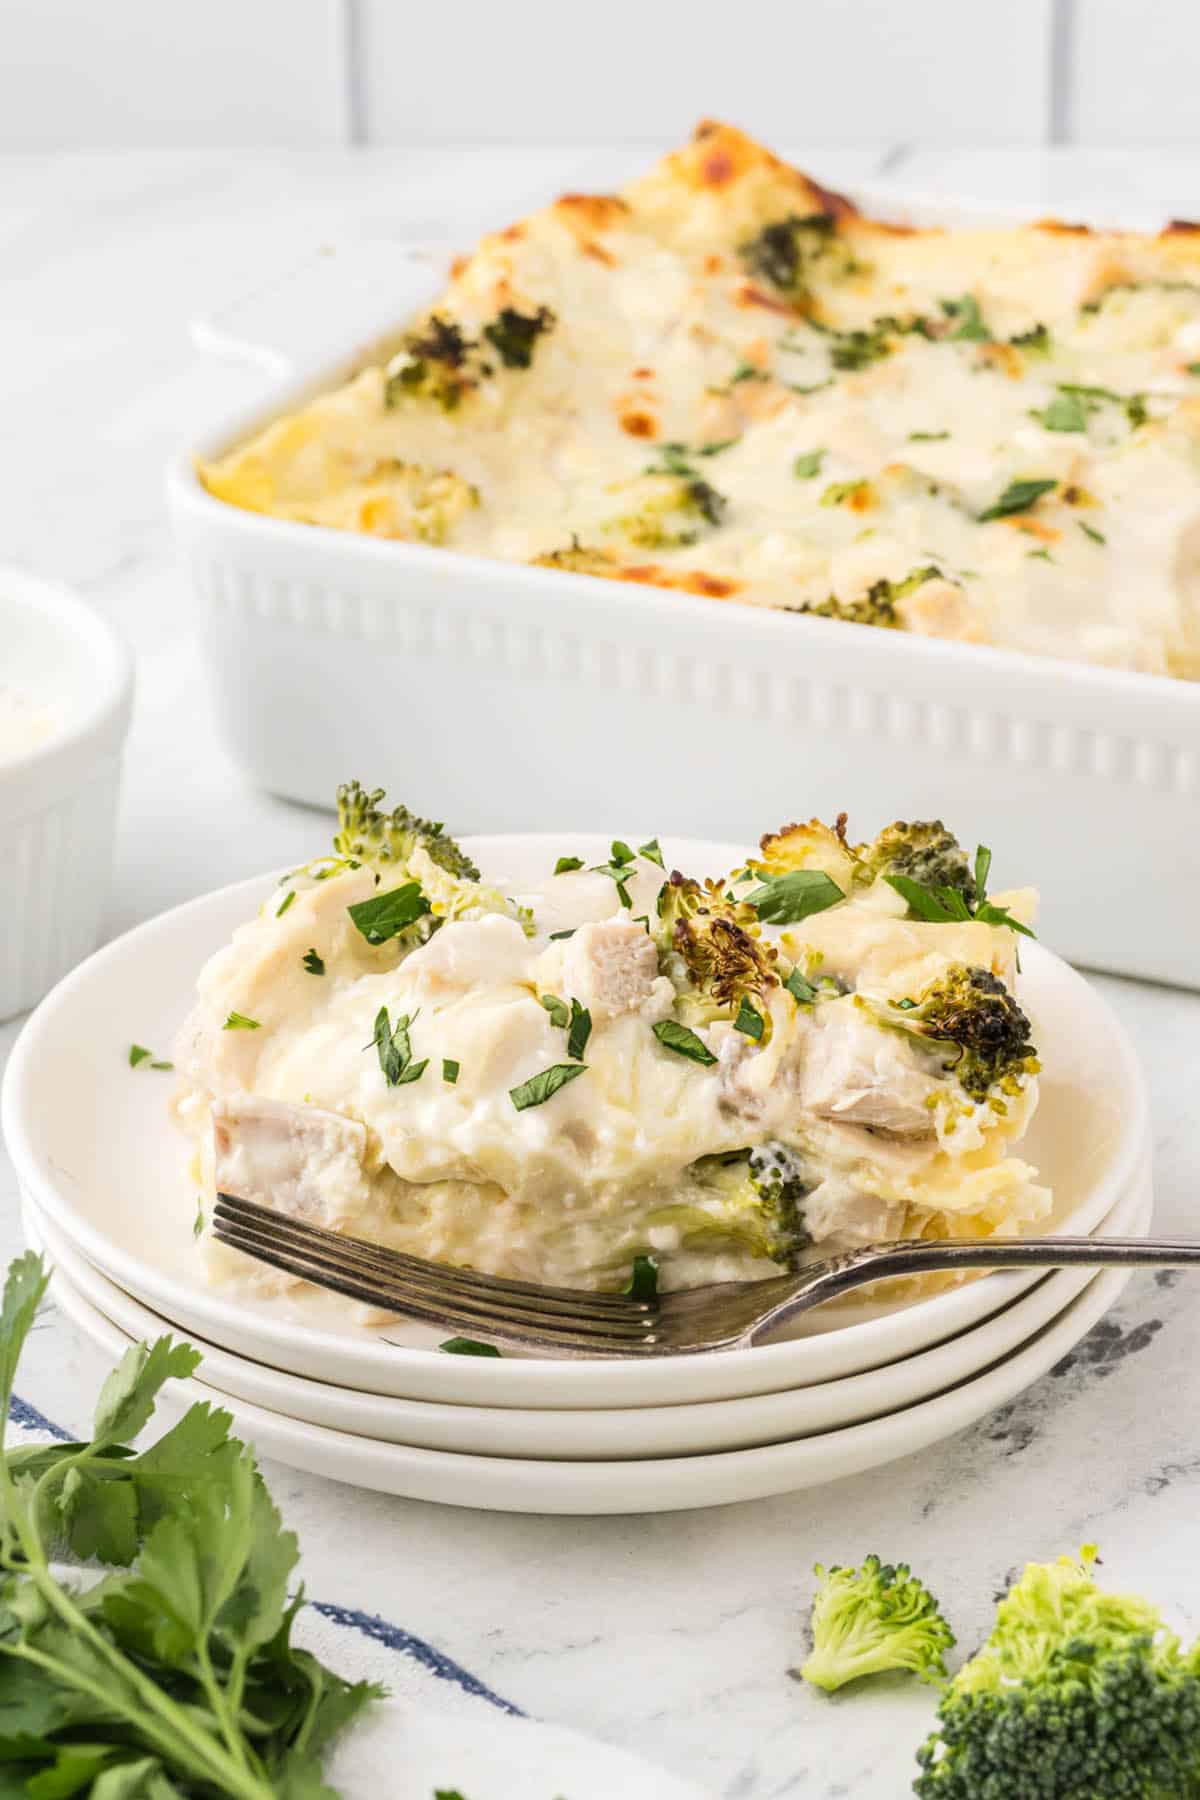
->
[173, 836, 1048, 1297]
[202, 122, 1200, 679]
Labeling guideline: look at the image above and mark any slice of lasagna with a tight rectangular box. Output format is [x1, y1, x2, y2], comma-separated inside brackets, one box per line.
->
[172, 787, 1048, 1300]
[202, 120, 1200, 678]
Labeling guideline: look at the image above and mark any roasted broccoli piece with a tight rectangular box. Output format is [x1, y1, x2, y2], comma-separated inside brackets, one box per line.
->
[655, 874, 777, 1021]
[383, 314, 476, 410]
[739, 212, 855, 305]
[858, 819, 976, 905]
[915, 1547, 1200, 1798]
[532, 538, 616, 576]
[751, 817, 860, 891]
[482, 304, 555, 369]
[333, 781, 481, 881]
[801, 1555, 954, 1693]
[871, 963, 1038, 1105]
[609, 473, 728, 549]
[801, 565, 942, 632]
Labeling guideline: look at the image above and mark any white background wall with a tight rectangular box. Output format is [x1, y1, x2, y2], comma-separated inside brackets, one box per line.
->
[0, 0, 1196, 150]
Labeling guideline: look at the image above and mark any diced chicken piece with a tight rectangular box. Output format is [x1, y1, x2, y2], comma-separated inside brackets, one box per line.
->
[212, 1095, 371, 1228]
[559, 919, 675, 1022]
[402, 913, 531, 999]
[800, 1005, 939, 1137]
[897, 577, 987, 644]
[804, 1181, 908, 1246]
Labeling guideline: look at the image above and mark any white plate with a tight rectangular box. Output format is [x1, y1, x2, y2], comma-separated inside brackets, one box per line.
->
[41, 1190, 1147, 1514]
[1, 839, 1149, 1409]
[331, 1699, 708, 1800]
[25, 1150, 1149, 1460]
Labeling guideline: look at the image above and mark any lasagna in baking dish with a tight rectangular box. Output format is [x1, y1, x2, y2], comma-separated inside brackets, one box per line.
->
[201, 121, 1200, 679]
[173, 785, 1047, 1298]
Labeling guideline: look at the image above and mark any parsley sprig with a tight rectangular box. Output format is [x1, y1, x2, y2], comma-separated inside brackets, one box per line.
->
[886, 844, 1035, 938]
[0, 1252, 378, 1797]
[370, 1005, 428, 1086]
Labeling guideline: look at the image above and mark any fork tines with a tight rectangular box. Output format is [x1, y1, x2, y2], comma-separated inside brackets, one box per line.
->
[212, 1192, 658, 1354]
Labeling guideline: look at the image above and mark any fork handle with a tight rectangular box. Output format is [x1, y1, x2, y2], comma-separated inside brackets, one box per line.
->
[758, 1234, 1198, 1342]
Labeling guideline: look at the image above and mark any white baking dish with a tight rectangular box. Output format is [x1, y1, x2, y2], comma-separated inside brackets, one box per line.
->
[167, 199, 1200, 989]
[0, 569, 133, 1019]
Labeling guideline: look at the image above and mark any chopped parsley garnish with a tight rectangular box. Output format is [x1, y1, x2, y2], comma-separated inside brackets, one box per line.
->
[623, 1254, 659, 1302]
[548, 928, 576, 940]
[275, 889, 296, 917]
[482, 304, 554, 369]
[638, 837, 664, 867]
[540, 993, 570, 1028]
[1011, 323, 1050, 352]
[734, 996, 765, 1040]
[909, 430, 950, 442]
[1079, 520, 1107, 545]
[978, 478, 1057, 522]
[567, 998, 592, 1062]
[193, 1197, 205, 1239]
[697, 437, 739, 456]
[731, 360, 768, 384]
[1032, 390, 1090, 433]
[301, 947, 325, 975]
[1027, 547, 1055, 562]
[1189, 362, 1200, 376]
[793, 449, 826, 479]
[590, 840, 638, 907]
[652, 1020, 718, 1066]
[554, 855, 585, 874]
[785, 967, 819, 1005]
[510, 1062, 588, 1111]
[440, 1336, 501, 1357]
[347, 881, 431, 945]
[941, 294, 990, 341]
[442, 1058, 460, 1084]
[371, 1006, 428, 1086]
[128, 1044, 171, 1070]
[222, 1012, 260, 1031]
[745, 869, 845, 925]
[886, 844, 1035, 939]
[820, 479, 873, 509]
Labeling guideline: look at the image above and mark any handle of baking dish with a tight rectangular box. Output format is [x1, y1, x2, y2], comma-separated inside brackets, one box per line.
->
[190, 240, 451, 380]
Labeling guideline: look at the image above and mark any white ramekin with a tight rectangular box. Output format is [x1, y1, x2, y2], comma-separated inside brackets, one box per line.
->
[1, 569, 134, 1020]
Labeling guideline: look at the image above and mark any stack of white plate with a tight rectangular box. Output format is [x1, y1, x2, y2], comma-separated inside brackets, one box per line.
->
[2, 842, 1152, 1516]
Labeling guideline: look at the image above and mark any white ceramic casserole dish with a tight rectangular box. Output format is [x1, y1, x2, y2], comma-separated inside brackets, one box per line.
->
[167, 196, 1200, 989]
[0, 569, 133, 1019]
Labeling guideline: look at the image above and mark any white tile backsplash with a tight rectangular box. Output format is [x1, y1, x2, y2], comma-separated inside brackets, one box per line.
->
[0, 0, 1197, 151]
[358, 0, 1053, 147]
[0, 0, 350, 149]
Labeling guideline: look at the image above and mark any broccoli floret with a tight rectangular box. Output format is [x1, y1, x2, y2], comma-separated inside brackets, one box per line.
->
[654, 874, 777, 1021]
[739, 212, 850, 304]
[482, 304, 555, 369]
[333, 781, 480, 881]
[383, 314, 477, 410]
[751, 817, 860, 892]
[801, 1555, 954, 1693]
[609, 473, 728, 549]
[748, 1142, 812, 1262]
[872, 963, 1038, 1105]
[801, 566, 942, 632]
[654, 1144, 810, 1267]
[915, 1547, 1200, 1798]
[532, 538, 617, 575]
[859, 819, 976, 905]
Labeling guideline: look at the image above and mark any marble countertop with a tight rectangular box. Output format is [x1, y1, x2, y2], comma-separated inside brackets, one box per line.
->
[2, 145, 1200, 1798]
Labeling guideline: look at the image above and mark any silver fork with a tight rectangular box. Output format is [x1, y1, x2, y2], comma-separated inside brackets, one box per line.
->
[213, 1193, 1197, 1357]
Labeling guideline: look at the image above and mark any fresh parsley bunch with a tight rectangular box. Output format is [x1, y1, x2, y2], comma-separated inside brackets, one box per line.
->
[0, 1252, 379, 1797]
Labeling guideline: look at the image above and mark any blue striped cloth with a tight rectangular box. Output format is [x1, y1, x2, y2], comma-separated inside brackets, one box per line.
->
[7, 1391, 522, 1720]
